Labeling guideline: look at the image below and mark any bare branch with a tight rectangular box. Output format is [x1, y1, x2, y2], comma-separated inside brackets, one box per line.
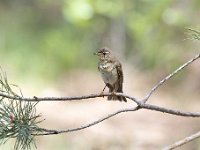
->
[0, 92, 139, 104]
[35, 107, 140, 136]
[162, 131, 200, 150]
[143, 53, 200, 103]
[32, 102, 200, 136]
[141, 103, 200, 117]
[1, 90, 200, 117]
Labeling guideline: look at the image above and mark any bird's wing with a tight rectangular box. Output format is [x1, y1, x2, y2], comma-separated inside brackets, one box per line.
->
[115, 61, 123, 92]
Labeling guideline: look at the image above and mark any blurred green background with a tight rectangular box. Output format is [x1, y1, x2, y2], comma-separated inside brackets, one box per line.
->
[0, 0, 199, 80]
[0, 0, 200, 150]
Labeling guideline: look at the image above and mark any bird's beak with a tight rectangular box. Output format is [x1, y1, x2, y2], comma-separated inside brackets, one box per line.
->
[93, 52, 97, 55]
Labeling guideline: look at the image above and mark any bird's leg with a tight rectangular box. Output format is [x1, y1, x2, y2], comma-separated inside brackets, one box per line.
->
[111, 89, 117, 97]
[100, 84, 107, 97]
[111, 85, 116, 96]
[111, 91, 116, 95]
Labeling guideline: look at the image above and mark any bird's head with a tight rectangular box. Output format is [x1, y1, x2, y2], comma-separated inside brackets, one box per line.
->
[94, 47, 112, 61]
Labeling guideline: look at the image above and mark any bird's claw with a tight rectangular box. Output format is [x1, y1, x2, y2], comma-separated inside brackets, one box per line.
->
[111, 91, 116, 96]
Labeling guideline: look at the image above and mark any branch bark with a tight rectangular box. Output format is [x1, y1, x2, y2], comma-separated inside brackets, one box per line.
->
[142, 53, 200, 103]
[2, 91, 200, 136]
[34, 99, 200, 136]
[162, 131, 200, 150]
[35, 106, 140, 136]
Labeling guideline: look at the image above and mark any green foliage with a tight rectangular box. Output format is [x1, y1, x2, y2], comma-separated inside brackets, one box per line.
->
[187, 28, 200, 41]
[0, 69, 43, 150]
[0, 100, 41, 150]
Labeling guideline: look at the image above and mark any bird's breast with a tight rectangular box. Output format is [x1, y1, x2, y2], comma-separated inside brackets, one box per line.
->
[99, 62, 118, 85]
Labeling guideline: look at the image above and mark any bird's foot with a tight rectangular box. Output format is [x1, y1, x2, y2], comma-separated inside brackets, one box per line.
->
[111, 91, 116, 96]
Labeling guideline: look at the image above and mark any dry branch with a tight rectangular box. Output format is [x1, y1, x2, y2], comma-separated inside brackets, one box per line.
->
[35, 107, 140, 136]
[163, 131, 200, 150]
[142, 53, 200, 103]
[35, 100, 200, 136]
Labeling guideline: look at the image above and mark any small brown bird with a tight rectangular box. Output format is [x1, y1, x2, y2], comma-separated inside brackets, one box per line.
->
[94, 47, 127, 102]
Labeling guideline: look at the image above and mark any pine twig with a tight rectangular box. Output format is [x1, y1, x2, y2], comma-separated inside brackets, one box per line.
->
[0, 71, 43, 150]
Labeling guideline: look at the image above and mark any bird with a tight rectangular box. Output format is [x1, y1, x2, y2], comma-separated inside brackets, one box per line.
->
[94, 47, 127, 102]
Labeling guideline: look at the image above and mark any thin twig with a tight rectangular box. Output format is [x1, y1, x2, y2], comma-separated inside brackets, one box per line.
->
[0, 92, 139, 103]
[162, 131, 200, 150]
[32, 102, 200, 136]
[142, 53, 200, 103]
[35, 107, 140, 136]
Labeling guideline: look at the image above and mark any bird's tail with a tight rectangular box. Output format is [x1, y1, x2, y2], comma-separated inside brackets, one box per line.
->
[107, 88, 127, 102]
